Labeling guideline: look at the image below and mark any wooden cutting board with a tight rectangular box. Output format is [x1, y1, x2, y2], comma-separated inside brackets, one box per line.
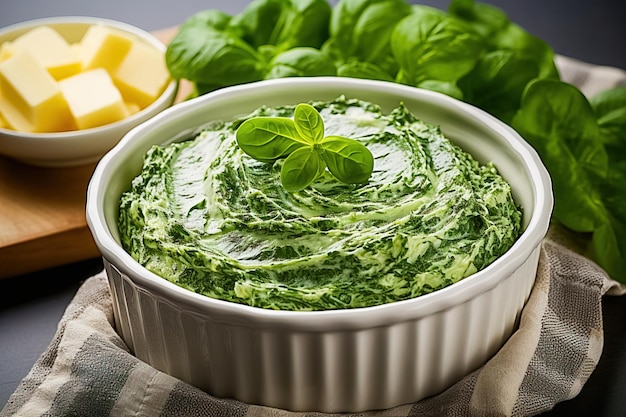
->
[0, 27, 187, 279]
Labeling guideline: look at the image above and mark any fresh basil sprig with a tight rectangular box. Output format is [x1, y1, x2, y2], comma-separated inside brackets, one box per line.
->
[236, 103, 374, 192]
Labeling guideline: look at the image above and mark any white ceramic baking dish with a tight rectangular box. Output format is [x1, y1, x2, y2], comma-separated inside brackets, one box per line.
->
[86, 77, 553, 413]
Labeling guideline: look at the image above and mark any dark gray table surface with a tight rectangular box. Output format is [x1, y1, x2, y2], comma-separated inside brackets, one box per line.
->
[1, 1, 625, 415]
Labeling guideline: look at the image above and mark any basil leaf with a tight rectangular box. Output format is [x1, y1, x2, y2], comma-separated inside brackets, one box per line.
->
[277, 0, 332, 50]
[490, 23, 559, 80]
[178, 9, 232, 31]
[320, 136, 374, 184]
[417, 80, 464, 100]
[281, 147, 326, 192]
[235, 102, 374, 191]
[227, 0, 287, 48]
[336, 60, 395, 82]
[390, 6, 483, 85]
[165, 25, 265, 86]
[264, 47, 336, 79]
[448, 0, 509, 39]
[329, 0, 412, 65]
[236, 117, 308, 161]
[294, 103, 324, 143]
[449, 0, 558, 80]
[457, 50, 539, 124]
[228, 0, 331, 53]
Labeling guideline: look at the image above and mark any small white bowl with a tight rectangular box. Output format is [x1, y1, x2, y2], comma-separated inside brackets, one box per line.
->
[0, 16, 178, 167]
[87, 77, 553, 413]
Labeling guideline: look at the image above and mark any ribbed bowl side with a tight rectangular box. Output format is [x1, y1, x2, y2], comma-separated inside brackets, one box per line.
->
[103, 246, 539, 413]
[106, 263, 137, 354]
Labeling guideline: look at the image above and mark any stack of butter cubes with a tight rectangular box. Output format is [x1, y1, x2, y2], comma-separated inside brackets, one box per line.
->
[0, 24, 171, 132]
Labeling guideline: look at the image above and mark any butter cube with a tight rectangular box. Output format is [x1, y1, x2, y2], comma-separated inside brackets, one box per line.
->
[11, 26, 81, 80]
[80, 25, 133, 73]
[59, 68, 128, 129]
[0, 42, 13, 62]
[124, 101, 141, 115]
[113, 42, 170, 108]
[0, 51, 74, 132]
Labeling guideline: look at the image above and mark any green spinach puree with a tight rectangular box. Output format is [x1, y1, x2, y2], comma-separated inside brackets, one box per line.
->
[118, 97, 522, 311]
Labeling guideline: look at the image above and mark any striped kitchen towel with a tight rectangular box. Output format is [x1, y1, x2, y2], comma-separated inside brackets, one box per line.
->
[1, 236, 624, 417]
[2, 57, 626, 417]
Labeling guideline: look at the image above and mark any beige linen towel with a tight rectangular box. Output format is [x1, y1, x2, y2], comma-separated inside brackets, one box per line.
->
[1, 235, 623, 417]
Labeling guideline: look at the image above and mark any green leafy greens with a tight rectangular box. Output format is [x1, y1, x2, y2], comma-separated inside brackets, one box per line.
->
[236, 103, 374, 192]
[512, 81, 626, 279]
[166, 0, 626, 283]
[165, 0, 332, 96]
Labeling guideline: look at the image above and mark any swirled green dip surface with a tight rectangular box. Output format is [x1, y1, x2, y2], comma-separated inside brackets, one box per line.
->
[118, 97, 522, 311]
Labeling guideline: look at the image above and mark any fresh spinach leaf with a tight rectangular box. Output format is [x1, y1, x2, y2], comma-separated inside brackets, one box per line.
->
[591, 166, 626, 279]
[510, 80, 626, 281]
[590, 86, 626, 148]
[511, 79, 626, 282]
[512, 79, 607, 233]
[589, 88, 626, 278]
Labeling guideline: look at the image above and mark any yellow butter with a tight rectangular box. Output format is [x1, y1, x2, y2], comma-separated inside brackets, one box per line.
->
[0, 51, 74, 132]
[80, 25, 134, 73]
[112, 41, 170, 109]
[0, 24, 169, 133]
[124, 101, 141, 116]
[0, 42, 13, 62]
[59, 68, 128, 129]
[11, 26, 81, 80]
